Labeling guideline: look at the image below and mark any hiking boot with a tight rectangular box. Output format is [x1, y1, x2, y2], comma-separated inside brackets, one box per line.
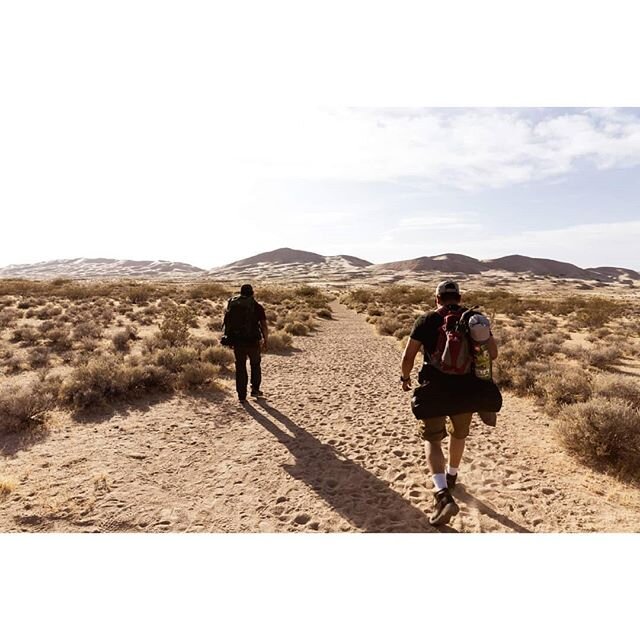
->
[446, 473, 457, 491]
[238, 395, 247, 403]
[250, 389, 264, 398]
[428, 488, 459, 526]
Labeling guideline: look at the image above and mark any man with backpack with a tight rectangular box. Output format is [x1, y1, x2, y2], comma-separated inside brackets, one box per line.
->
[222, 284, 269, 403]
[400, 280, 499, 526]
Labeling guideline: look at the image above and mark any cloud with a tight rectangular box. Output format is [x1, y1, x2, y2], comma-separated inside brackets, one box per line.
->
[233, 107, 640, 190]
[397, 213, 481, 231]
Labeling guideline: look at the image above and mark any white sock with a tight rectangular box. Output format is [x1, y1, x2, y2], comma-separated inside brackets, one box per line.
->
[432, 473, 448, 491]
[447, 465, 458, 476]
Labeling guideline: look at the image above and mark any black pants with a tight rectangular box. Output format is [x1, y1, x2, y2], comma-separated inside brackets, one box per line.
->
[233, 341, 262, 398]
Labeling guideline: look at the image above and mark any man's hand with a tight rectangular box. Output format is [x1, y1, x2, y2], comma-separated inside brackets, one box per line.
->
[402, 378, 411, 392]
[261, 339, 268, 352]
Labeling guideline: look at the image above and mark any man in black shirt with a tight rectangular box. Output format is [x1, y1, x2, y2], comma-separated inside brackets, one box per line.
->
[401, 280, 498, 526]
[223, 284, 269, 403]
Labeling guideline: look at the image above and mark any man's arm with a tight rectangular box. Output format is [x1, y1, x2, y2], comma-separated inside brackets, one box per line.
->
[260, 319, 269, 349]
[488, 335, 498, 360]
[401, 338, 422, 392]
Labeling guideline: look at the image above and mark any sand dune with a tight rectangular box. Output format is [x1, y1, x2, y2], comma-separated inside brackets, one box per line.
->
[2, 301, 639, 532]
[0, 258, 205, 279]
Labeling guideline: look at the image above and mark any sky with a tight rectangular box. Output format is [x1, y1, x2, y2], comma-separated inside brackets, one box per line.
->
[1, 8, 640, 270]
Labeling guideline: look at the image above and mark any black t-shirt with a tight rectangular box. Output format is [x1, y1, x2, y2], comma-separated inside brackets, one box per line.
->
[410, 304, 465, 358]
[254, 300, 267, 324]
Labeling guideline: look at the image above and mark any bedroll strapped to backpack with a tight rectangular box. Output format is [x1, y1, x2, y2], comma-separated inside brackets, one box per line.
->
[223, 295, 261, 343]
[431, 306, 476, 375]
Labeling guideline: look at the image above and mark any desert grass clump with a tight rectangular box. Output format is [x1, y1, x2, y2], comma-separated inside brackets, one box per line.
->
[267, 331, 294, 353]
[0, 381, 54, 431]
[72, 321, 103, 341]
[11, 326, 40, 345]
[582, 345, 622, 369]
[154, 346, 199, 373]
[201, 346, 235, 368]
[46, 327, 73, 351]
[177, 362, 220, 389]
[284, 321, 310, 336]
[593, 374, 640, 409]
[112, 326, 138, 353]
[557, 399, 640, 479]
[59, 356, 172, 410]
[28, 346, 51, 369]
[535, 365, 593, 411]
[0, 475, 17, 497]
[316, 308, 332, 320]
[376, 316, 404, 337]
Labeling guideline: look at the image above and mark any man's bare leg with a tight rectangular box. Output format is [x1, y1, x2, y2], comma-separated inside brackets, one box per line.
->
[448, 435, 466, 469]
[424, 440, 445, 475]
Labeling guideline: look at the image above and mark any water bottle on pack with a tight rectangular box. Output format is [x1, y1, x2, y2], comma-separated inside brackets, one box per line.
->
[468, 313, 492, 380]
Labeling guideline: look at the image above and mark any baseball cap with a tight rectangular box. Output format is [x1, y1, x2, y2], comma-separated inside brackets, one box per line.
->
[435, 280, 461, 297]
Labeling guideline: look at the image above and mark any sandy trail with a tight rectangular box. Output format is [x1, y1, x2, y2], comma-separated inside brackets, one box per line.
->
[1, 302, 639, 532]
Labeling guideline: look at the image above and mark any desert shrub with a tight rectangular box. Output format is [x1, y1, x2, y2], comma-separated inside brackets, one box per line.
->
[76, 338, 101, 358]
[177, 362, 220, 388]
[377, 316, 404, 336]
[154, 346, 199, 373]
[207, 318, 224, 332]
[28, 346, 51, 369]
[121, 363, 173, 395]
[535, 365, 592, 410]
[284, 321, 309, 336]
[187, 283, 229, 299]
[73, 321, 103, 341]
[158, 306, 194, 346]
[11, 326, 40, 345]
[59, 356, 171, 409]
[0, 308, 20, 328]
[317, 308, 332, 320]
[393, 326, 411, 340]
[112, 326, 138, 352]
[126, 284, 155, 304]
[191, 336, 218, 350]
[593, 374, 640, 408]
[538, 334, 565, 356]
[0, 381, 55, 431]
[582, 346, 622, 369]
[59, 357, 126, 409]
[0, 475, 17, 496]
[267, 331, 293, 353]
[202, 346, 235, 367]
[46, 327, 73, 351]
[2, 354, 24, 375]
[557, 399, 640, 478]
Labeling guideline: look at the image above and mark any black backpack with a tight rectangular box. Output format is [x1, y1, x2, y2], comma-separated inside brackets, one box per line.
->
[223, 296, 261, 343]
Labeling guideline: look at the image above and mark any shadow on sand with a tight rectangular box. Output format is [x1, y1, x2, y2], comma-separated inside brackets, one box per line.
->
[456, 484, 532, 533]
[0, 425, 49, 457]
[244, 400, 454, 533]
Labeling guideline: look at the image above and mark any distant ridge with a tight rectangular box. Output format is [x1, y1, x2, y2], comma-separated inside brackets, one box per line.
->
[0, 249, 636, 283]
[483, 254, 592, 279]
[227, 248, 326, 267]
[377, 253, 486, 274]
[0, 258, 205, 279]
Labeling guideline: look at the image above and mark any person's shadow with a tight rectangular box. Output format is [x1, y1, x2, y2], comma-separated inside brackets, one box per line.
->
[455, 484, 532, 533]
[243, 401, 455, 533]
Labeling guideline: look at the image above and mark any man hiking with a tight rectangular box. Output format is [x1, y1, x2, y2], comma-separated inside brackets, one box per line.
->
[222, 284, 269, 403]
[401, 280, 499, 526]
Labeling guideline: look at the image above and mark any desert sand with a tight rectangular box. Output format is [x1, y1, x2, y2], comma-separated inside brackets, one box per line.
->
[1, 300, 639, 533]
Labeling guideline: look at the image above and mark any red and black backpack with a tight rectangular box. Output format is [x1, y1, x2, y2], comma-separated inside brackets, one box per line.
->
[430, 306, 474, 375]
